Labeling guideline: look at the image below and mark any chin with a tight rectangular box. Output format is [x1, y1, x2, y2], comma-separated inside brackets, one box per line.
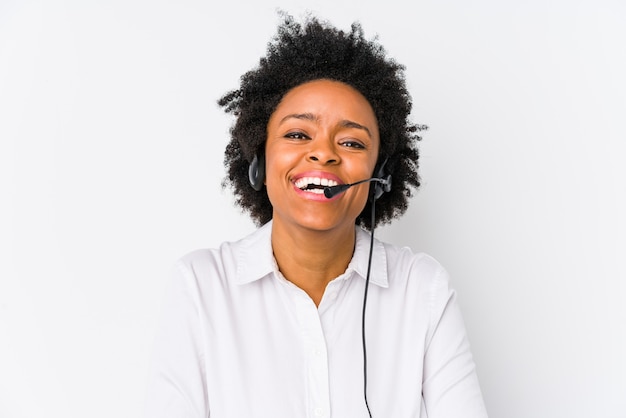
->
[294, 214, 356, 233]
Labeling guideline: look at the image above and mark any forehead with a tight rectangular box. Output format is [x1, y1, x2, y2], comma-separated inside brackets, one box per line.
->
[271, 79, 379, 131]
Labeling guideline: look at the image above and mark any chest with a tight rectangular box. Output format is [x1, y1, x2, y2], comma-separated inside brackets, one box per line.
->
[198, 276, 427, 417]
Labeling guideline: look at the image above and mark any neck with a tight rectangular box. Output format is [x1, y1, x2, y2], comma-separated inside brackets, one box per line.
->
[271, 219, 356, 306]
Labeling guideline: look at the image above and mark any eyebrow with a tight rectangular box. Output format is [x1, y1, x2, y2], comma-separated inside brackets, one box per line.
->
[279, 113, 372, 138]
[339, 120, 372, 138]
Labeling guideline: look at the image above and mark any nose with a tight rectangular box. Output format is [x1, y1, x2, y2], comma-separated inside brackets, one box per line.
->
[306, 137, 340, 165]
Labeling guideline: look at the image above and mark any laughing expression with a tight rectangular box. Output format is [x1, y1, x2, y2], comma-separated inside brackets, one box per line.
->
[265, 79, 380, 232]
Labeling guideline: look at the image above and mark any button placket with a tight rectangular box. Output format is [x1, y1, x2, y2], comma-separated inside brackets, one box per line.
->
[293, 291, 330, 418]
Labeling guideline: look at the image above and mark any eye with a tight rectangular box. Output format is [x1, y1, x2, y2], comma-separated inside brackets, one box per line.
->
[340, 139, 366, 149]
[284, 131, 310, 140]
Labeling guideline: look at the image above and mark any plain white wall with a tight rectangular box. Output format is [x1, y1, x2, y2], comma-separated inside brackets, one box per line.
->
[2, 0, 625, 417]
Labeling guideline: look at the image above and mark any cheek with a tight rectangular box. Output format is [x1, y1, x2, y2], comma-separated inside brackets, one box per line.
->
[263, 150, 291, 200]
[345, 162, 375, 206]
[353, 187, 371, 212]
[264, 150, 283, 182]
[347, 156, 378, 181]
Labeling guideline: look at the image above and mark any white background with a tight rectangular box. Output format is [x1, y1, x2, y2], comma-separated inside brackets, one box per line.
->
[2, 0, 625, 417]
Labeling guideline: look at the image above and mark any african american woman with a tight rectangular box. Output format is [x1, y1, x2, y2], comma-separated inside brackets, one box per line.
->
[145, 14, 488, 418]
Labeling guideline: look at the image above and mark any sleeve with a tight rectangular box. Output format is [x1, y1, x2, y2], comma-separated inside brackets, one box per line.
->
[421, 267, 488, 418]
[144, 261, 209, 418]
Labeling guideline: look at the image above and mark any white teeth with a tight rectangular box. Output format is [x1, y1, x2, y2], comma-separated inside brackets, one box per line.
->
[294, 177, 339, 189]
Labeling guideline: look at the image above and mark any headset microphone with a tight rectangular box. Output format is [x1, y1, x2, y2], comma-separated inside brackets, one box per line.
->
[323, 177, 391, 199]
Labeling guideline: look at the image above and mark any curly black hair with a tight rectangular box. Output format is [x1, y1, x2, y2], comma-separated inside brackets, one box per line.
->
[218, 13, 425, 229]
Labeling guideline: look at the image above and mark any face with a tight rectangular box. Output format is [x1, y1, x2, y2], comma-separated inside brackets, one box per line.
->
[265, 79, 380, 233]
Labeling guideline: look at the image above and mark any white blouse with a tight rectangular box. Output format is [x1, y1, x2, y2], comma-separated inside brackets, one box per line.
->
[144, 221, 487, 417]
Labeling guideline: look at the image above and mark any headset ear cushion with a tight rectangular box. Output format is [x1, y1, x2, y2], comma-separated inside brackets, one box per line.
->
[372, 159, 392, 200]
[248, 154, 265, 191]
[381, 173, 392, 193]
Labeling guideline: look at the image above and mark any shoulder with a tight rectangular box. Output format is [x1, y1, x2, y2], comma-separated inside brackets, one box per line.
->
[383, 240, 448, 284]
[173, 222, 274, 290]
[380, 239, 453, 308]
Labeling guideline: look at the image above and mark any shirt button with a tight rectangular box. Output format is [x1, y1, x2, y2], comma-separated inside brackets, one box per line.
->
[314, 407, 324, 416]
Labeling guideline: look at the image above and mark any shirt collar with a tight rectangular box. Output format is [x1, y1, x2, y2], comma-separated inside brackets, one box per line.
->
[235, 220, 389, 288]
[235, 221, 275, 285]
[349, 226, 389, 288]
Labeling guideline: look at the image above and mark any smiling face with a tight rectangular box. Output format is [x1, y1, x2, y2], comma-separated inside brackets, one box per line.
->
[265, 79, 380, 233]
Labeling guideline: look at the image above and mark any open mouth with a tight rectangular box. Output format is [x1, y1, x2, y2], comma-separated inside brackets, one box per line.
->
[294, 177, 339, 194]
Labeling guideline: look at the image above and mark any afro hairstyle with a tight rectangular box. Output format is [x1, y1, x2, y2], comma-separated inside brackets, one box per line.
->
[218, 13, 425, 229]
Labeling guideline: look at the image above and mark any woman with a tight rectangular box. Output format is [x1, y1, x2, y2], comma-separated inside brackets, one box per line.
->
[145, 14, 487, 418]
